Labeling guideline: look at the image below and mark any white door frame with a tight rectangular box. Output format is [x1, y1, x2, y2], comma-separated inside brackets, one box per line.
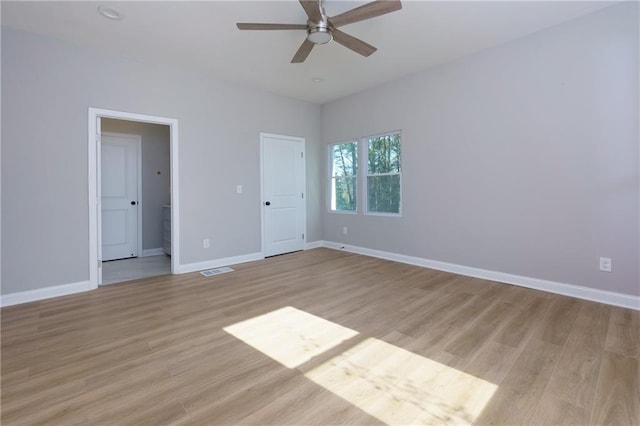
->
[101, 132, 143, 260]
[88, 108, 180, 289]
[260, 132, 306, 257]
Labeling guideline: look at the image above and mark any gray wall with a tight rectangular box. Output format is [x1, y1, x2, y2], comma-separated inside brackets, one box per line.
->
[2, 3, 638, 299]
[1, 27, 322, 295]
[101, 119, 170, 251]
[321, 3, 639, 296]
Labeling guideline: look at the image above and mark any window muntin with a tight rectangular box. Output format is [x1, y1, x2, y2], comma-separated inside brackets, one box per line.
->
[330, 141, 358, 212]
[366, 133, 401, 215]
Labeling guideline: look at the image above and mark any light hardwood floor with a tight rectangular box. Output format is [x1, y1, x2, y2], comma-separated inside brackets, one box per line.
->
[1, 248, 638, 425]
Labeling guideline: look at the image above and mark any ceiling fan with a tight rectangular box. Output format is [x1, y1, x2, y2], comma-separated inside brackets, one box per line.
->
[236, 0, 402, 63]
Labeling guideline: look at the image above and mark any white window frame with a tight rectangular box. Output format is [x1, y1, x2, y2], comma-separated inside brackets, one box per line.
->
[364, 131, 402, 217]
[328, 140, 359, 214]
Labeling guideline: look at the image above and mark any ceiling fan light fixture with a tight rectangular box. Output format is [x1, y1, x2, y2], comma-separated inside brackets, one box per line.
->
[307, 27, 332, 45]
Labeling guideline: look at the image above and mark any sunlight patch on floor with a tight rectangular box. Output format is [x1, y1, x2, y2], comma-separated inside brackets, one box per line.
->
[305, 337, 497, 425]
[223, 306, 359, 368]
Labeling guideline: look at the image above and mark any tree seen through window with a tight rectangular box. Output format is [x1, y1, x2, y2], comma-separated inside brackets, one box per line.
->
[367, 133, 401, 214]
[330, 142, 358, 211]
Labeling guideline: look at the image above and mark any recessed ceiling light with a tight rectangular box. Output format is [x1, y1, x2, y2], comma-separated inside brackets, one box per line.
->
[98, 6, 123, 20]
[312, 78, 324, 83]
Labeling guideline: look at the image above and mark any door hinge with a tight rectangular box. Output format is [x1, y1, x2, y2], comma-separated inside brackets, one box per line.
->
[98, 259, 102, 267]
[302, 233, 305, 239]
[301, 152, 304, 158]
[301, 193, 304, 199]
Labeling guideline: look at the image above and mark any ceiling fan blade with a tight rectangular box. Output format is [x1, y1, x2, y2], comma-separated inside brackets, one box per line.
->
[291, 39, 315, 63]
[330, 0, 402, 28]
[237, 23, 308, 30]
[332, 29, 377, 57]
[299, 0, 322, 22]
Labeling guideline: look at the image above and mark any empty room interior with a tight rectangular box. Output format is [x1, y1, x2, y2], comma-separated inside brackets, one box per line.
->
[1, 1, 638, 425]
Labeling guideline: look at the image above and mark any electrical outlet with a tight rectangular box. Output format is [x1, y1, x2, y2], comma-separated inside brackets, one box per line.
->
[599, 257, 612, 272]
[342, 226, 348, 235]
[236, 185, 242, 194]
[203, 238, 210, 249]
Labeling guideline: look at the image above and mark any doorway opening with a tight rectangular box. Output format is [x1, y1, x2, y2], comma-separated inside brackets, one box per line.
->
[88, 108, 180, 289]
[100, 121, 171, 284]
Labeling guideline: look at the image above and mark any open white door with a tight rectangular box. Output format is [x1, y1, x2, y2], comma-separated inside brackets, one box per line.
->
[101, 134, 141, 261]
[261, 133, 306, 257]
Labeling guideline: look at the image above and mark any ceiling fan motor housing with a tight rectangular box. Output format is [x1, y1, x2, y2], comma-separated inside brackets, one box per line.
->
[307, 19, 332, 44]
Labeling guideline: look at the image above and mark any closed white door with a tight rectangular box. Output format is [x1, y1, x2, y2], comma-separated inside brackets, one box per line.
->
[261, 133, 305, 257]
[101, 134, 140, 261]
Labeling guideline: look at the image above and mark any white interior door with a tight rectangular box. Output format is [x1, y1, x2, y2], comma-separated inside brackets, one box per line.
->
[261, 133, 305, 257]
[101, 134, 141, 261]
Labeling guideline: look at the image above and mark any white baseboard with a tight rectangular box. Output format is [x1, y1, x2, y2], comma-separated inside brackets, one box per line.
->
[305, 240, 325, 250]
[178, 242, 326, 273]
[0, 280, 92, 308]
[322, 241, 640, 311]
[175, 252, 264, 274]
[0, 251, 263, 307]
[4, 245, 636, 311]
[141, 248, 165, 257]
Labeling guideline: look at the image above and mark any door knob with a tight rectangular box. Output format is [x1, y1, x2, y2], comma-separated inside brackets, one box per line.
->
[265, 201, 271, 206]
[131, 201, 137, 206]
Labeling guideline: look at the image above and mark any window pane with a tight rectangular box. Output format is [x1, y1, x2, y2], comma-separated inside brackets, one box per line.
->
[367, 134, 401, 174]
[332, 177, 357, 211]
[332, 142, 358, 177]
[367, 175, 400, 214]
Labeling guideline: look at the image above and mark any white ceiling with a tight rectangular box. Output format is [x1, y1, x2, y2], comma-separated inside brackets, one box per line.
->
[2, 1, 617, 104]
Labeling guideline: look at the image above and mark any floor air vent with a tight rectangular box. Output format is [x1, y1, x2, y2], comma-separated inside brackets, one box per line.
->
[200, 266, 234, 277]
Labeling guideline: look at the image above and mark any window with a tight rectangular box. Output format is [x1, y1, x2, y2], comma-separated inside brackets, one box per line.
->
[366, 133, 401, 214]
[328, 132, 402, 215]
[330, 141, 358, 212]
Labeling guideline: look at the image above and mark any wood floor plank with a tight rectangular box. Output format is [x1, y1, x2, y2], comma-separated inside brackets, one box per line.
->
[0, 367, 30, 392]
[473, 338, 563, 425]
[529, 394, 591, 425]
[396, 290, 476, 338]
[591, 352, 639, 425]
[447, 287, 502, 328]
[445, 301, 516, 359]
[72, 369, 175, 423]
[179, 365, 304, 424]
[1, 248, 637, 426]
[28, 339, 153, 381]
[238, 378, 342, 425]
[178, 362, 295, 417]
[86, 376, 188, 425]
[605, 306, 640, 358]
[0, 378, 86, 424]
[538, 296, 582, 345]
[546, 301, 611, 409]
[14, 403, 88, 426]
[494, 296, 549, 348]
[106, 401, 189, 426]
[464, 341, 519, 385]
